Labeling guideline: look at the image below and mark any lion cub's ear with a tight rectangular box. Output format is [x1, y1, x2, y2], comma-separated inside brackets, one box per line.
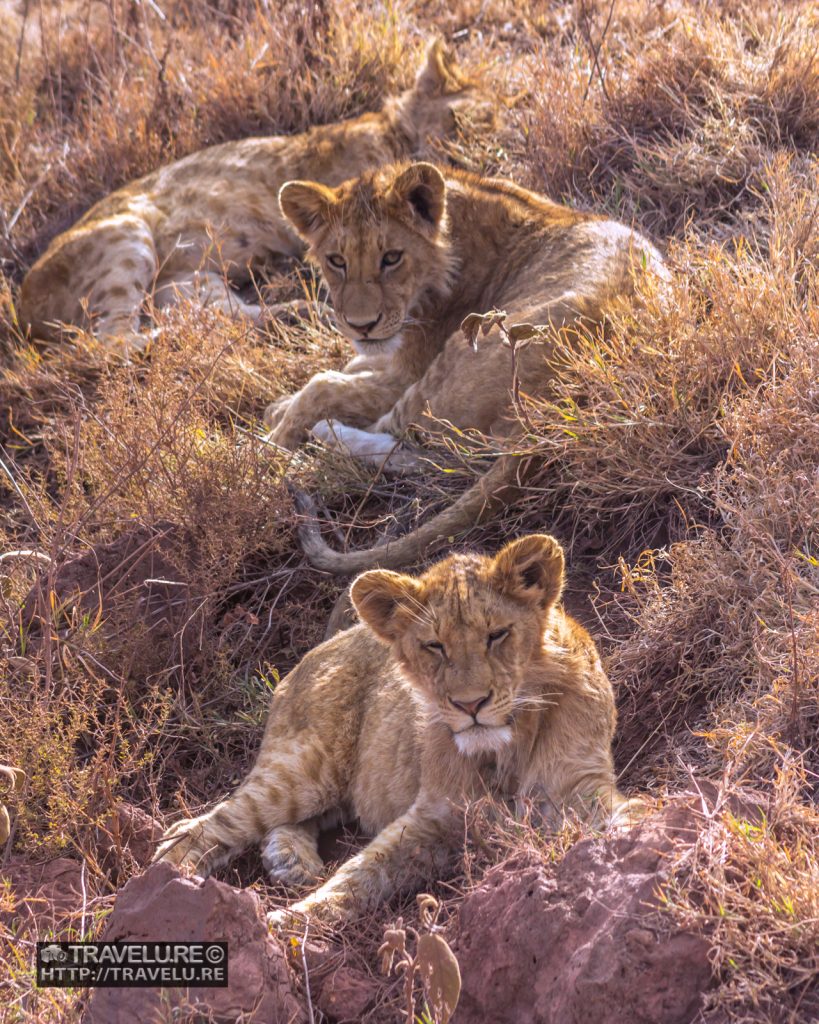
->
[279, 181, 336, 238]
[493, 534, 565, 609]
[350, 569, 423, 643]
[388, 163, 446, 230]
[413, 39, 469, 97]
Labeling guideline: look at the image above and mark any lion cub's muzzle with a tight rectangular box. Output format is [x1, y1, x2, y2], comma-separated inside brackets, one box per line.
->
[343, 311, 383, 338]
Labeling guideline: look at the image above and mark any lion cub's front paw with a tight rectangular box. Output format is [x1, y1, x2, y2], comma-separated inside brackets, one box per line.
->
[153, 817, 213, 875]
[311, 419, 420, 474]
[266, 906, 306, 935]
[610, 796, 652, 830]
[262, 395, 294, 432]
[262, 829, 323, 888]
[267, 893, 348, 934]
[262, 402, 314, 450]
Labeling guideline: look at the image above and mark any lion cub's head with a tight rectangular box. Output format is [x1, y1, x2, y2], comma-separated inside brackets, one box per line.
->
[350, 535, 565, 757]
[393, 38, 499, 150]
[279, 162, 454, 355]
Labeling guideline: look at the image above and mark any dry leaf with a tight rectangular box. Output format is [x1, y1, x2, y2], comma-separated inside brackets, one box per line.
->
[417, 932, 461, 1024]
[460, 309, 508, 350]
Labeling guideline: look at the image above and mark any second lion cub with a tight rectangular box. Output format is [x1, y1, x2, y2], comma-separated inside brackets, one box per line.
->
[155, 533, 642, 926]
[20, 42, 492, 350]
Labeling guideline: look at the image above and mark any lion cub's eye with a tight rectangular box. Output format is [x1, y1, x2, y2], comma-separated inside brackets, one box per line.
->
[487, 628, 509, 648]
[423, 640, 446, 655]
[327, 254, 346, 270]
[381, 250, 403, 268]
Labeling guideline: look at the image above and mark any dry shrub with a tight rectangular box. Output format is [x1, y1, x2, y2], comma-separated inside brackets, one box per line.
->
[525, 4, 819, 236]
[511, 157, 815, 555]
[0, 661, 174, 855]
[0, 310, 338, 865]
[662, 769, 819, 1022]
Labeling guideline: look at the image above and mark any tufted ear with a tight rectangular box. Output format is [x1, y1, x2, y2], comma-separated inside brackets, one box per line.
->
[351, 569, 423, 643]
[388, 162, 446, 229]
[493, 534, 565, 609]
[279, 180, 336, 239]
[413, 39, 469, 97]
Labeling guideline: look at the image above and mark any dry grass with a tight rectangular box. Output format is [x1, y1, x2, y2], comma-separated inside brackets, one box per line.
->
[0, 1, 817, 1021]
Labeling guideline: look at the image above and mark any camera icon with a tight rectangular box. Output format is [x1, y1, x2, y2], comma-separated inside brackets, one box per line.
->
[40, 944, 68, 964]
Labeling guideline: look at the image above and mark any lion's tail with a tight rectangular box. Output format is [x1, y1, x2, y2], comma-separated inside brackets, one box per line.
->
[294, 455, 525, 575]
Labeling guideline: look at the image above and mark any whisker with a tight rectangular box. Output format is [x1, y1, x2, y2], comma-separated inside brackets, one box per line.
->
[511, 696, 559, 710]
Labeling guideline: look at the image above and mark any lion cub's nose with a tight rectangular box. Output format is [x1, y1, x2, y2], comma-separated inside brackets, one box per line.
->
[345, 312, 382, 335]
[450, 693, 492, 718]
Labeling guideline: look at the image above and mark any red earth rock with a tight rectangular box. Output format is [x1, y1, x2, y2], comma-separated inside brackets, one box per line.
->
[449, 802, 716, 1024]
[1, 856, 85, 938]
[84, 862, 305, 1023]
[302, 938, 381, 1021]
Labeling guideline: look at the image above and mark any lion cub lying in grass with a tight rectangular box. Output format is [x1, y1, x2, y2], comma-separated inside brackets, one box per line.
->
[266, 160, 667, 574]
[155, 533, 642, 926]
[19, 42, 492, 350]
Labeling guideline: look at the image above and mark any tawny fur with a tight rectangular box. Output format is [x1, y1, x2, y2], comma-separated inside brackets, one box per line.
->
[266, 161, 668, 573]
[153, 534, 642, 926]
[19, 42, 493, 351]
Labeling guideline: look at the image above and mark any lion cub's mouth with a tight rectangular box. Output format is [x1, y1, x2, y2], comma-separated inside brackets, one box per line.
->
[453, 723, 513, 757]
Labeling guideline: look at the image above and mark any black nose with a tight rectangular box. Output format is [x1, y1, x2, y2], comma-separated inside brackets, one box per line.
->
[345, 312, 382, 336]
[451, 693, 492, 718]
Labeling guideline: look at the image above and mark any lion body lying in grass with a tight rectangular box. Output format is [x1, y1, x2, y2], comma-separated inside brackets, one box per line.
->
[154, 533, 641, 925]
[266, 160, 667, 573]
[19, 42, 492, 351]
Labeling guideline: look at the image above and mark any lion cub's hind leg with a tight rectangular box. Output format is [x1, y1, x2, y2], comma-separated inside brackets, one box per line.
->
[310, 419, 422, 473]
[21, 214, 158, 351]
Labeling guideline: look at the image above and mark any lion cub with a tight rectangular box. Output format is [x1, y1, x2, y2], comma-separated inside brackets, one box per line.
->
[154, 533, 641, 925]
[265, 161, 668, 574]
[20, 42, 493, 350]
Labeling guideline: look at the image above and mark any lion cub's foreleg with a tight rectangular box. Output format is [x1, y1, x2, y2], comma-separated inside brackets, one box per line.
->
[153, 271, 262, 323]
[268, 798, 455, 928]
[153, 743, 337, 879]
[262, 821, 324, 887]
[263, 369, 408, 450]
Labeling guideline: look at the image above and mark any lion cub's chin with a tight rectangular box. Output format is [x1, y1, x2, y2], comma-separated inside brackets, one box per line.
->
[453, 724, 513, 757]
[351, 333, 403, 358]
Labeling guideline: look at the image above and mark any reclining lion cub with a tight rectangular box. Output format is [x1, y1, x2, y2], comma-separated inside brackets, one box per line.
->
[19, 42, 493, 350]
[154, 533, 642, 926]
[265, 161, 667, 573]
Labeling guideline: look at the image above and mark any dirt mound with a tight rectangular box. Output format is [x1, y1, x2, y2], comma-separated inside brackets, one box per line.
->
[0, 857, 85, 939]
[301, 938, 382, 1021]
[449, 802, 716, 1024]
[85, 861, 305, 1023]
[22, 522, 201, 674]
